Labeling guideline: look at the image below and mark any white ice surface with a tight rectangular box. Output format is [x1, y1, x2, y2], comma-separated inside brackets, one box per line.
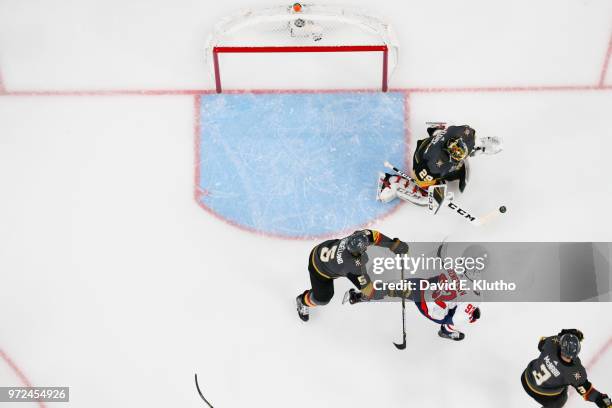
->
[0, 0, 611, 407]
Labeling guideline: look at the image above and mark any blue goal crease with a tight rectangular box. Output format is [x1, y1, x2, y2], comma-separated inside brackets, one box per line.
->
[197, 92, 407, 237]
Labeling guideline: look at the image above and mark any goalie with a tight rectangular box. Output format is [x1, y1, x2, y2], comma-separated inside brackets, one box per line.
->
[378, 123, 503, 206]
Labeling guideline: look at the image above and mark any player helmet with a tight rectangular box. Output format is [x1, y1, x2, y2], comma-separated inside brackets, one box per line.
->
[346, 232, 369, 257]
[559, 333, 581, 359]
[447, 138, 469, 162]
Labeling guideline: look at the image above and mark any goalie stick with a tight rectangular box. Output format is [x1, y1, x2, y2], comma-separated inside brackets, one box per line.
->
[383, 161, 505, 226]
[194, 373, 214, 408]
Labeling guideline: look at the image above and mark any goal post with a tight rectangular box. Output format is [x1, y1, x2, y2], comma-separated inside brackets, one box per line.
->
[212, 45, 389, 93]
[206, 4, 399, 93]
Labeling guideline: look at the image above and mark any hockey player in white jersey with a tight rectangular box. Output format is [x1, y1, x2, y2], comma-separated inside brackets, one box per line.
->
[412, 266, 482, 341]
[346, 265, 482, 340]
[345, 243, 484, 341]
[414, 243, 484, 341]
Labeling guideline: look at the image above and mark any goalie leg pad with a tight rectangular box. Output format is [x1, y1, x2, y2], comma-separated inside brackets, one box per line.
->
[377, 173, 409, 203]
[378, 172, 429, 205]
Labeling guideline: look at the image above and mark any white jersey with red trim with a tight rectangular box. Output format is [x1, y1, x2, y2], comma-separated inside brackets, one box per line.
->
[421, 268, 481, 328]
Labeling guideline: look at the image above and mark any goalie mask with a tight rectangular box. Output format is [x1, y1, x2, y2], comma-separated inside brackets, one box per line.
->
[346, 232, 369, 257]
[447, 138, 469, 162]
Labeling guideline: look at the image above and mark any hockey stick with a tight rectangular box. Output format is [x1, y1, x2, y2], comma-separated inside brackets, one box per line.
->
[383, 161, 506, 226]
[194, 373, 214, 408]
[383, 161, 419, 188]
[393, 265, 407, 350]
[445, 200, 506, 226]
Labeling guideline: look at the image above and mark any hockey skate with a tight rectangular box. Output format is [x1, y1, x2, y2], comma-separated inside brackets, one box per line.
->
[296, 293, 309, 322]
[438, 324, 465, 341]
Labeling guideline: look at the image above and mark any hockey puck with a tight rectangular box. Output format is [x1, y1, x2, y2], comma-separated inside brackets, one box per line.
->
[499, 206, 507, 213]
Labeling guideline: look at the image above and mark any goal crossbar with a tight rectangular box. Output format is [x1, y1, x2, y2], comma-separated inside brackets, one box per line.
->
[212, 45, 390, 93]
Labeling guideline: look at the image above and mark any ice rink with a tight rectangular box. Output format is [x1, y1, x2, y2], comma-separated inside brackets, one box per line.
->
[1, 0, 612, 407]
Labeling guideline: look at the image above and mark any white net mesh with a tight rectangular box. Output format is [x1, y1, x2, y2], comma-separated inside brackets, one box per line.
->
[205, 4, 399, 90]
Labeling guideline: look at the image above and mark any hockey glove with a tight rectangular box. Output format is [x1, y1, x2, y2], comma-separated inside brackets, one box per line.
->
[471, 136, 503, 156]
[386, 281, 412, 299]
[595, 394, 611, 408]
[559, 328, 584, 342]
[390, 239, 409, 255]
[342, 289, 366, 305]
[361, 282, 385, 301]
[470, 307, 481, 323]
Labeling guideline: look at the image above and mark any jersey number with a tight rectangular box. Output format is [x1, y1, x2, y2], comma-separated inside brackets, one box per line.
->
[432, 273, 457, 304]
[320, 246, 337, 262]
[532, 364, 552, 386]
[418, 169, 434, 182]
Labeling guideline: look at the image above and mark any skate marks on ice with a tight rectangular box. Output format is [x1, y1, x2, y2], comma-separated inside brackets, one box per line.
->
[196, 92, 407, 238]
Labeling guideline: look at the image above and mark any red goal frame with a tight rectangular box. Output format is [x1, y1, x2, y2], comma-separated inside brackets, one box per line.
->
[212, 45, 389, 93]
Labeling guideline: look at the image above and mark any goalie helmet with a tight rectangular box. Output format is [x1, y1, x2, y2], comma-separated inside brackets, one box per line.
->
[346, 232, 369, 257]
[447, 138, 469, 162]
[559, 333, 581, 359]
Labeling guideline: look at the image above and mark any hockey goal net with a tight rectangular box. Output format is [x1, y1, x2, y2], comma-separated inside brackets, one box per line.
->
[206, 3, 399, 92]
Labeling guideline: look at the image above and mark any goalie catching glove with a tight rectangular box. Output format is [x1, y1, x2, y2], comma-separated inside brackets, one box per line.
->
[471, 135, 503, 156]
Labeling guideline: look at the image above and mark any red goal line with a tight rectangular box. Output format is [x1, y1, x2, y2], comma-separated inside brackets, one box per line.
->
[212, 45, 390, 93]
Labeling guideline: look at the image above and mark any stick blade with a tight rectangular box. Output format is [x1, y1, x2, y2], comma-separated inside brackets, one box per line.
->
[393, 341, 407, 350]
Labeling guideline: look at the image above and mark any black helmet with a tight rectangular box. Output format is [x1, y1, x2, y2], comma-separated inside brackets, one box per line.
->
[559, 333, 581, 359]
[346, 232, 369, 257]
